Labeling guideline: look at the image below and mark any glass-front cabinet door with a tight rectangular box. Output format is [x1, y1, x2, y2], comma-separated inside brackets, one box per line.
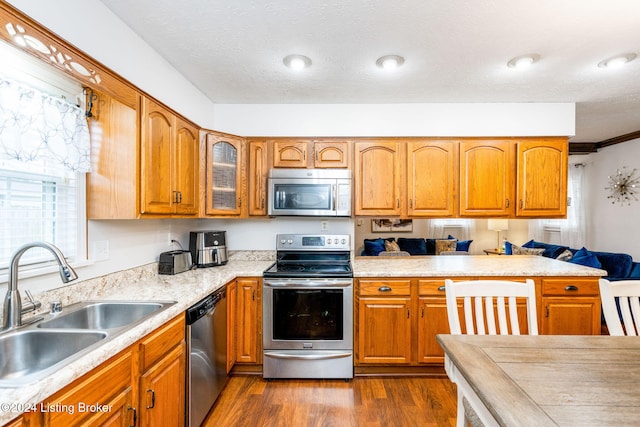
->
[205, 133, 245, 216]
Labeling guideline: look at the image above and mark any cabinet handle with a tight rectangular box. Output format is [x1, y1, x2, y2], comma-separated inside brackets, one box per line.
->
[178, 191, 183, 203]
[378, 286, 392, 292]
[252, 290, 255, 301]
[565, 285, 579, 291]
[409, 199, 413, 209]
[397, 199, 400, 208]
[238, 198, 242, 207]
[519, 199, 524, 209]
[173, 191, 179, 204]
[261, 198, 265, 209]
[437, 286, 446, 292]
[506, 198, 510, 208]
[421, 307, 424, 318]
[545, 306, 550, 318]
[128, 406, 137, 427]
[407, 308, 410, 319]
[146, 389, 156, 409]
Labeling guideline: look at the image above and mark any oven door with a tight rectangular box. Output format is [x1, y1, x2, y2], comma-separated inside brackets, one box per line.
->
[263, 278, 353, 351]
[268, 178, 348, 216]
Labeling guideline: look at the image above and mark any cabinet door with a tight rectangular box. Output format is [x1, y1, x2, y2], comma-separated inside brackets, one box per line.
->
[407, 140, 458, 217]
[248, 140, 268, 215]
[516, 138, 568, 217]
[236, 278, 261, 364]
[205, 134, 244, 216]
[357, 297, 412, 364]
[417, 297, 455, 364]
[141, 99, 175, 214]
[173, 118, 199, 215]
[313, 141, 350, 168]
[354, 141, 404, 216]
[542, 298, 601, 335]
[139, 343, 186, 427]
[272, 140, 308, 168]
[460, 140, 515, 217]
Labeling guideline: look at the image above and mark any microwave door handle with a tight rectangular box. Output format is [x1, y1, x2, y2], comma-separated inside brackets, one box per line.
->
[331, 184, 336, 212]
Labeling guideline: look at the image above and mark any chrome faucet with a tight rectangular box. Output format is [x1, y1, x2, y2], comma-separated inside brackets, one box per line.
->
[2, 242, 78, 332]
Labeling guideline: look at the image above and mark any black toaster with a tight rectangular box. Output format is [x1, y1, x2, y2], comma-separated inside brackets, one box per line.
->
[158, 250, 192, 275]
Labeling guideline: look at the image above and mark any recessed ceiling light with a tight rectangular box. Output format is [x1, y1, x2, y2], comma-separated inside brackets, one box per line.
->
[598, 53, 637, 69]
[283, 54, 311, 70]
[376, 55, 405, 70]
[507, 54, 540, 69]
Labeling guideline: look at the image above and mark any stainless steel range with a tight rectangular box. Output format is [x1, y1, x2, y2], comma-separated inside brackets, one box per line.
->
[262, 234, 353, 380]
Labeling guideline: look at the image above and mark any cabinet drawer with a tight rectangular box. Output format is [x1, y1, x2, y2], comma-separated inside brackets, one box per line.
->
[417, 279, 447, 296]
[541, 279, 599, 296]
[140, 313, 185, 371]
[359, 279, 411, 296]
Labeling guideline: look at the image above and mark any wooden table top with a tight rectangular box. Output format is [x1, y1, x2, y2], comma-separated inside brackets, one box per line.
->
[437, 334, 640, 427]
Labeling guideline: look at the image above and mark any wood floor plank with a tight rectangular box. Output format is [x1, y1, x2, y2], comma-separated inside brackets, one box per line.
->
[204, 375, 457, 426]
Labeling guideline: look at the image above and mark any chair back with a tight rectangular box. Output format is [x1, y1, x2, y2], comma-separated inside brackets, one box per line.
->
[444, 279, 538, 335]
[599, 278, 640, 336]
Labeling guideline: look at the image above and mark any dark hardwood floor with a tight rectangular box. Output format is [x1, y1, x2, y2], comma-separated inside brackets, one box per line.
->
[204, 375, 458, 427]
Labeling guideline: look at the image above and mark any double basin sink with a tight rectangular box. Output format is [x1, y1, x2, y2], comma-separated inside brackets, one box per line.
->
[0, 300, 176, 387]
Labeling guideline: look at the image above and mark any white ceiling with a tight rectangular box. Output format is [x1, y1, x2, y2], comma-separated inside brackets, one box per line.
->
[99, 0, 640, 143]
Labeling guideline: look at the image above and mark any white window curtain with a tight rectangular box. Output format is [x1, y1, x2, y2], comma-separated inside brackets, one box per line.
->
[428, 218, 475, 240]
[529, 164, 586, 248]
[0, 76, 90, 173]
[0, 76, 88, 268]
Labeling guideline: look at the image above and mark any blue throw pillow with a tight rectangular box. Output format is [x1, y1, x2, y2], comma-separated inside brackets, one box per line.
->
[448, 235, 473, 252]
[568, 247, 602, 269]
[504, 241, 514, 255]
[397, 238, 427, 255]
[363, 238, 386, 256]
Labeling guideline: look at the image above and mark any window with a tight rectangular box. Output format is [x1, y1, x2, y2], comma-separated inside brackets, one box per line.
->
[0, 73, 89, 273]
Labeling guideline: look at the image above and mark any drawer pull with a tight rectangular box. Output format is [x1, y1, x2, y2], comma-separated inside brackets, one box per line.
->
[565, 285, 579, 291]
[378, 286, 392, 292]
[437, 286, 446, 292]
[146, 389, 156, 409]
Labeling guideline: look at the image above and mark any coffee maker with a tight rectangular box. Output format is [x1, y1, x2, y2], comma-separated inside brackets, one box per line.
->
[189, 231, 228, 267]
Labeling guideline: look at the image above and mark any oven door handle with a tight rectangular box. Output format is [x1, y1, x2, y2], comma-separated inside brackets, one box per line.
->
[264, 351, 352, 361]
[264, 279, 353, 288]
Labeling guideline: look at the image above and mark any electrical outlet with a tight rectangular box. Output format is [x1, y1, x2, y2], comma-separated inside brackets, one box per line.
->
[94, 240, 109, 261]
[321, 220, 329, 231]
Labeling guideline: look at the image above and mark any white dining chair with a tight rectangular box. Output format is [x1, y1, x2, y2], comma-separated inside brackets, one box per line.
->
[599, 278, 640, 336]
[444, 278, 538, 427]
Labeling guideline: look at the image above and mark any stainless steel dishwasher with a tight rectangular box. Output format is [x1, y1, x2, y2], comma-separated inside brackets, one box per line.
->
[186, 287, 227, 427]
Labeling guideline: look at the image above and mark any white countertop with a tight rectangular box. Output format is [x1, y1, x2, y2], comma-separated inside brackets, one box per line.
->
[0, 259, 273, 425]
[353, 254, 606, 277]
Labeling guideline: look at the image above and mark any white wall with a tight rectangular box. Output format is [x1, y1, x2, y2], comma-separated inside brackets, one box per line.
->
[213, 103, 575, 137]
[583, 139, 640, 260]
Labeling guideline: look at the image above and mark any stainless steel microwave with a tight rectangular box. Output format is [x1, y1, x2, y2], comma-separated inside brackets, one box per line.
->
[267, 169, 352, 216]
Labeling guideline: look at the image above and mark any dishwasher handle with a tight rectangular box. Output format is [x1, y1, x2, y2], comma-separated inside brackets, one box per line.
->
[186, 288, 226, 325]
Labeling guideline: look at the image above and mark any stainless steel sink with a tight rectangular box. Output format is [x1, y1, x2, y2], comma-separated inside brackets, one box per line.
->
[38, 301, 166, 330]
[0, 329, 107, 386]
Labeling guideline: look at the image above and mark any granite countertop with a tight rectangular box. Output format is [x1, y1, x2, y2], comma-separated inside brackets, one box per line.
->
[353, 254, 607, 277]
[0, 257, 273, 425]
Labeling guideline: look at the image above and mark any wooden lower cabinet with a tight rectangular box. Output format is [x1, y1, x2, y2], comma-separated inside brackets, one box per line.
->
[16, 313, 186, 427]
[235, 277, 262, 365]
[356, 276, 602, 368]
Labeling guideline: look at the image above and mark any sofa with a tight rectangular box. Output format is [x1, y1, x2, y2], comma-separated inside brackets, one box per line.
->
[361, 236, 472, 256]
[505, 240, 640, 282]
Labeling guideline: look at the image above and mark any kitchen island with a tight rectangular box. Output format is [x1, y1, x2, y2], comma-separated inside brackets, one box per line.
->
[351, 255, 606, 371]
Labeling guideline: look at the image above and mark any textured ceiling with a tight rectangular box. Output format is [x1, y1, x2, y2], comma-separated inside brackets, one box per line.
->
[99, 0, 640, 143]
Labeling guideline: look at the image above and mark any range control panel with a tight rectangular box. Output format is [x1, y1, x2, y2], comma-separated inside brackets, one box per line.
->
[276, 234, 351, 251]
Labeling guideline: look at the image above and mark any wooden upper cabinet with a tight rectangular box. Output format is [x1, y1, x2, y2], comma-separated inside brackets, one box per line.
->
[271, 139, 351, 168]
[140, 97, 199, 216]
[407, 140, 458, 217]
[354, 141, 404, 216]
[272, 140, 308, 168]
[86, 89, 139, 219]
[248, 140, 268, 215]
[516, 138, 568, 217]
[459, 140, 515, 217]
[205, 133, 245, 216]
[174, 117, 199, 215]
[313, 141, 350, 168]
